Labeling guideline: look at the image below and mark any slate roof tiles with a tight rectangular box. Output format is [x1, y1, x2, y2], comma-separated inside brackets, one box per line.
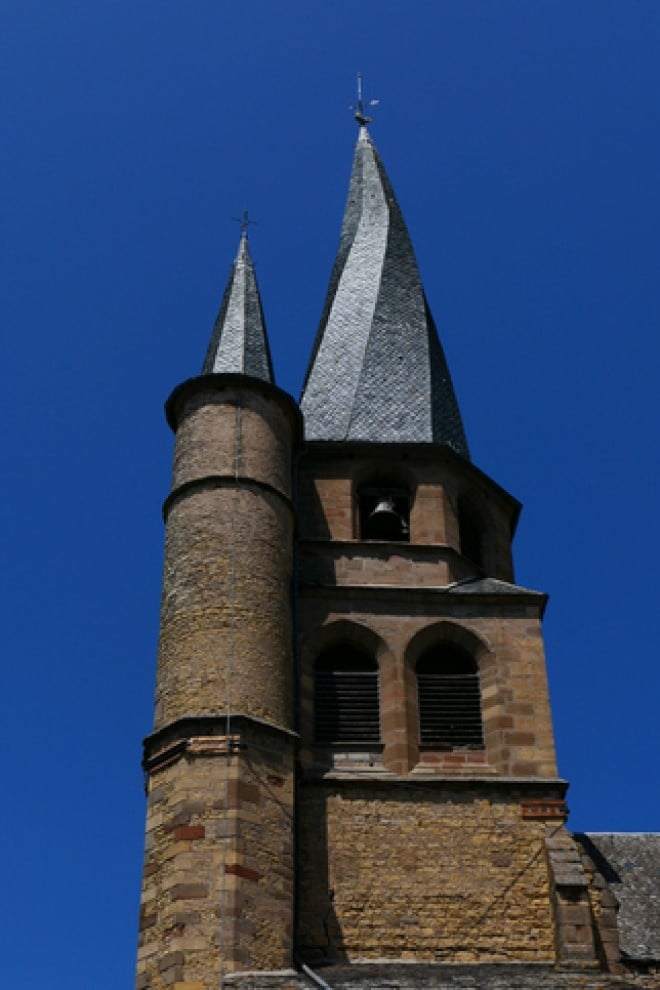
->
[202, 232, 274, 382]
[577, 832, 660, 963]
[300, 126, 469, 454]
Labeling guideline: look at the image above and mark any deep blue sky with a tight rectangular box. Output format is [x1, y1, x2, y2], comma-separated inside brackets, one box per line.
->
[3, 2, 659, 987]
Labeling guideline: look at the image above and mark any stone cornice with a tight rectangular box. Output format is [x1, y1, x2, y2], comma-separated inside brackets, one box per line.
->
[144, 714, 299, 774]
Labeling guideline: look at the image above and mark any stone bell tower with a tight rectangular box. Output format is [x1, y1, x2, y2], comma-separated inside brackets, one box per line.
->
[294, 125, 597, 971]
[133, 121, 625, 990]
[135, 232, 301, 990]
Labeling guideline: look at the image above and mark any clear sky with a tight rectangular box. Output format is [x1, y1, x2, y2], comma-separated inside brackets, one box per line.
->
[3, 2, 659, 987]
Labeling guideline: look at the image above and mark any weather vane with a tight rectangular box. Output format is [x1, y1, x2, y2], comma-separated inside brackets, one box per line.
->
[232, 209, 256, 236]
[351, 72, 379, 126]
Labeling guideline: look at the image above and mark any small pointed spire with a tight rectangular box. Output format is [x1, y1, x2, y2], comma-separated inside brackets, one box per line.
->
[300, 129, 469, 456]
[202, 229, 274, 382]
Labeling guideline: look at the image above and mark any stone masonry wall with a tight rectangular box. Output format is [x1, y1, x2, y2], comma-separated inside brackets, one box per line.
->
[298, 541, 475, 589]
[298, 597, 558, 778]
[298, 783, 556, 964]
[136, 724, 295, 990]
[154, 383, 296, 732]
[297, 447, 516, 583]
[170, 387, 295, 499]
[156, 486, 294, 729]
[136, 377, 300, 989]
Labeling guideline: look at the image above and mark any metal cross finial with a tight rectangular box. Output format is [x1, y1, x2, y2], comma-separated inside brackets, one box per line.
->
[232, 209, 256, 236]
[351, 72, 380, 126]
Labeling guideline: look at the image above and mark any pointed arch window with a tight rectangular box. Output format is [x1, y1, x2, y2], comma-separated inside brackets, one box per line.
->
[417, 646, 483, 748]
[314, 645, 380, 744]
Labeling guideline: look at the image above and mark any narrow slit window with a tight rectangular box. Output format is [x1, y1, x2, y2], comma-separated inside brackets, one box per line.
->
[458, 498, 485, 569]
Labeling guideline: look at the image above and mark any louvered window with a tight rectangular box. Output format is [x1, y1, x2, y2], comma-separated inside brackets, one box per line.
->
[417, 647, 483, 747]
[314, 646, 380, 744]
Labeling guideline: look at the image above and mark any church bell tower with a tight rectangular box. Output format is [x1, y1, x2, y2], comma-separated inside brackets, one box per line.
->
[294, 125, 594, 969]
[134, 121, 608, 989]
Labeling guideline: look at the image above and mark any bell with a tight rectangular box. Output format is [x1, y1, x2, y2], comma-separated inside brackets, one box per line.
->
[370, 495, 398, 519]
[368, 497, 407, 540]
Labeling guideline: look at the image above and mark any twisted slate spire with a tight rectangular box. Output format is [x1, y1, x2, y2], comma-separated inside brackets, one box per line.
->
[202, 232, 274, 382]
[300, 127, 469, 456]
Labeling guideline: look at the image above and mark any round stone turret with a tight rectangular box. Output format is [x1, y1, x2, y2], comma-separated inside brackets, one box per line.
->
[153, 373, 301, 733]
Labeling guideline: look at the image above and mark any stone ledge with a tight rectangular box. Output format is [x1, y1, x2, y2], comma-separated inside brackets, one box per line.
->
[301, 770, 567, 793]
[297, 582, 546, 614]
[164, 473, 296, 522]
[143, 713, 298, 773]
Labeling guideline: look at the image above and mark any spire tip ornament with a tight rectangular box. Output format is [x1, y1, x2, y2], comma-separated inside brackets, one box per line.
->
[351, 71, 379, 126]
[232, 208, 256, 238]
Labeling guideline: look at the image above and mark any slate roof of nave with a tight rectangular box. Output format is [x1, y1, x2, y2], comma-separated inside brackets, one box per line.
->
[577, 833, 660, 963]
[225, 964, 653, 989]
[303, 963, 653, 989]
[300, 126, 468, 455]
[202, 231, 274, 382]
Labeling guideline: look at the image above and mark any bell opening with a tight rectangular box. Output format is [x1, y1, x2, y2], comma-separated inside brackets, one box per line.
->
[359, 488, 410, 542]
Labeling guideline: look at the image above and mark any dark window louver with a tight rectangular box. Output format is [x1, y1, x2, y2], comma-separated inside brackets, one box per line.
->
[314, 647, 380, 744]
[417, 649, 483, 748]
